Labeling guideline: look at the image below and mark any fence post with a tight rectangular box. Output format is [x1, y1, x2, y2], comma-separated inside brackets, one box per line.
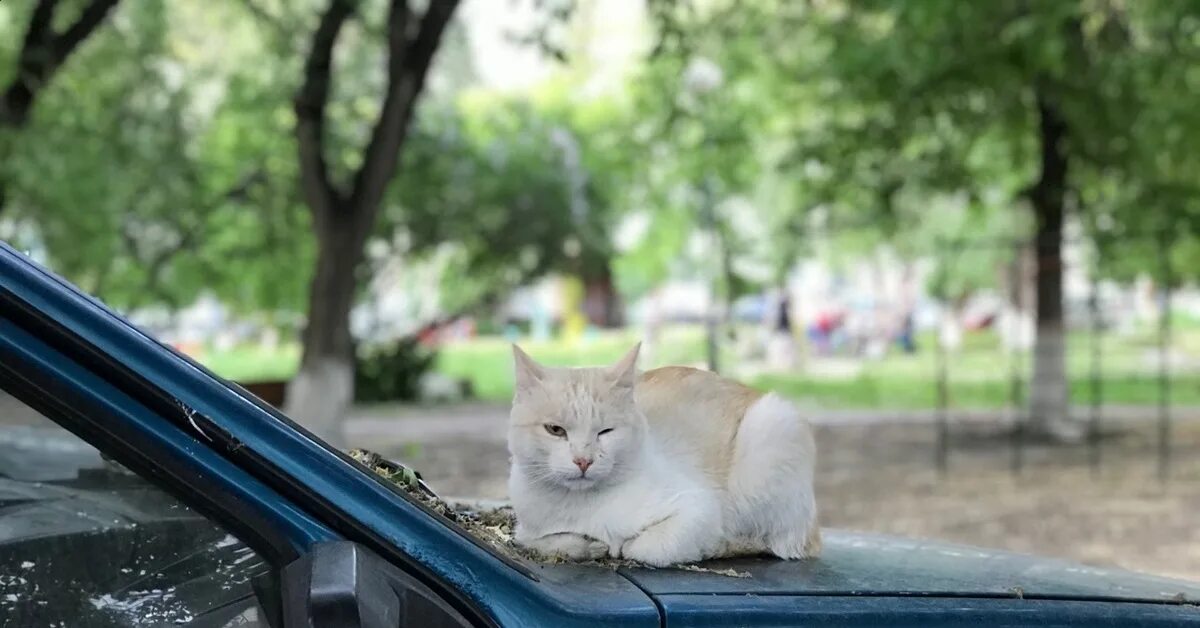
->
[699, 176, 720, 374]
[935, 237, 950, 474]
[1088, 237, 1104, 477]
[1008, 240, 1025, 476]
[1156, 229, 1173, 483]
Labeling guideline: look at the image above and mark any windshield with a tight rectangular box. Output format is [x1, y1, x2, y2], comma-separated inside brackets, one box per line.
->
[0, 390, 268, 627]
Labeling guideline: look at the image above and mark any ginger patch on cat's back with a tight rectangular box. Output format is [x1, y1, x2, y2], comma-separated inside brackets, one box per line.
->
[638, 366, 763, 424]
[636, 366, 765, 477]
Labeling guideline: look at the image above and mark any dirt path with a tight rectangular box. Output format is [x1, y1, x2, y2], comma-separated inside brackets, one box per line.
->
[348, 403, 1200, 581]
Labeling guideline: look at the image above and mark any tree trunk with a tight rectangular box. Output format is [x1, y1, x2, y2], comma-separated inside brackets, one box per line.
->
[582, 263, 623, 327]
[1027, 90, 1081, 442]
[716, 220, 737, 337]
[940, 293, 966, 353]
[698, 175, 721, 372]
[286, 0, 459, 443]
[0, 164, 8, 217]
[284, 224, 364, 446]
[1000, 243, 1035, 353]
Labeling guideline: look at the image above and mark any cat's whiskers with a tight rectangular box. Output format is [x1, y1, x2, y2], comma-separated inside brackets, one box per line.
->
[517, 461, 573, 484]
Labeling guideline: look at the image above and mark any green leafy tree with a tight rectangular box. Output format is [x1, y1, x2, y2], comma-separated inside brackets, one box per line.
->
[3, 2, 304, 320]
[638, 0, 1200, 440]
[278, 0, 460, 444]
[380, 84, 632, 325]
[805, 0, 1200, 440]
[0, 0, 124, 215]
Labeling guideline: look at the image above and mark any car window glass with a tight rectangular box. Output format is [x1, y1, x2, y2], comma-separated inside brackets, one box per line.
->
[0, 389, 271, 627]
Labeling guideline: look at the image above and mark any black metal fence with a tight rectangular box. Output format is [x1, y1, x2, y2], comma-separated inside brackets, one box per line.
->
[931, 230, 1189, 480]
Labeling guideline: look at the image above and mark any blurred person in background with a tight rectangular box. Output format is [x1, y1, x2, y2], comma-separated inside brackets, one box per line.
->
[766, 290, 797, 369]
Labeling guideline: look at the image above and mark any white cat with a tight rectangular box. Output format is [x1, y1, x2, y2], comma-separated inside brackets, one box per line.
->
[507, 343, 819, 566]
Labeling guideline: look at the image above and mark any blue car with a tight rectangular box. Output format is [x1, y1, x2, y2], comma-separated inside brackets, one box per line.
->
[0, 241, 1197, 627]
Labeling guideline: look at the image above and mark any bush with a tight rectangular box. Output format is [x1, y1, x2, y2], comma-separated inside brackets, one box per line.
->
[354, 337, 437, 403]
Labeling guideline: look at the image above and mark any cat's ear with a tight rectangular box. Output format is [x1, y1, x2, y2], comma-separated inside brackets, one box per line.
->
[512, 344, 546, 393]
[605, 342, 641, 390]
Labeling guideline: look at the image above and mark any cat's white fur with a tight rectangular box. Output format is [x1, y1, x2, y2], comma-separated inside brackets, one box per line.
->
[507, 343, 819, 566]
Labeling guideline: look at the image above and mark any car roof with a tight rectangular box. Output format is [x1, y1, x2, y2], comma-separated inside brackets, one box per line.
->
[618, 530, 1200, 604]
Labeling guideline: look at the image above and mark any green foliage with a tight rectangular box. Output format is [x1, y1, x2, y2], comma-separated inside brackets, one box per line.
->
[378, 84, 633, 309]
[3, 0, 1200, 346]
[920, 196, 1022, 302]
[800, 0, 1199, 276]
[606, 51, 742, 294]
[0, 1, 314, 316]
[628, 0, 1200, 302]
[4, 2, 182, 302]
[354, 337, 437, 403]
[1, 1, 631, 325]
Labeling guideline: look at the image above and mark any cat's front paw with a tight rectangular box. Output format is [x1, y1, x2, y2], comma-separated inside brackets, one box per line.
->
[521, 532, 609, 561]
[571, 537, 611, 560]
[619, 531, 703, 567]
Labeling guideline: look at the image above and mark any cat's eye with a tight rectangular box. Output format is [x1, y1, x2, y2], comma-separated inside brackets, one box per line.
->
[597, 428, 615, 436]
[544, 424, 567, 437]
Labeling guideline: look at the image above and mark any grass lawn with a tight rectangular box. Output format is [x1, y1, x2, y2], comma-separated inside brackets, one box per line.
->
[434, 326, 1200, 408]
[199, 344, 300, 382]
[433, 326, 713, 400]
[751, 372, 1200, 409]
[196, 324, 1200, 410]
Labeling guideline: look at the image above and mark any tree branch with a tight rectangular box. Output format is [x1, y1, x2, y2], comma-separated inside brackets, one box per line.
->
[384, 0, 415, 75]
[234, 0, 290, 40]
[294, 0, 356, 228]
[221, 165, 268, 205]
[54, 0, 123, 59]
[349, 0, 459, 234]
[0, 0, 59, 127]
[0, 0, 122, 128]
[144, 219, 200, 310]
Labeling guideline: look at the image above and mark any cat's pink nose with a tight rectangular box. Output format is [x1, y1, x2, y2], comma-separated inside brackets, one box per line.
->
[573, 457, 593, 473]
